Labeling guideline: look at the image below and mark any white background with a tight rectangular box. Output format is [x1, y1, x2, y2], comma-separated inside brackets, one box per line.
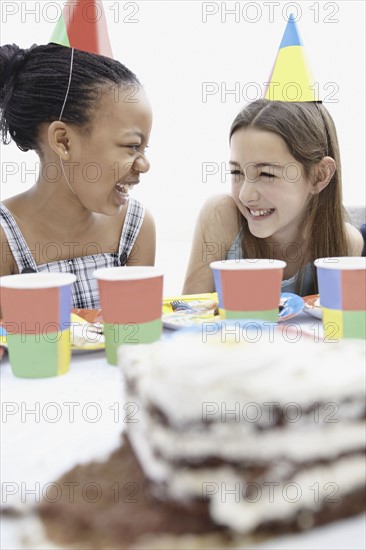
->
[1, 1, 365, 294]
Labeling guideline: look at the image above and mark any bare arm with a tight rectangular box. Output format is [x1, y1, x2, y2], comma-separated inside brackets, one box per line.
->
[182, 194, 241, 294]
[0, 226, 17, 318]
[345, 222, 364, 256]
[127, 208, 156, 266]
[0, 226, 16, 277]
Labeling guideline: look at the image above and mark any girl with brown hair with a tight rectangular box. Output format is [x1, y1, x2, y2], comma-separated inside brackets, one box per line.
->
[183, 99, 363, 296]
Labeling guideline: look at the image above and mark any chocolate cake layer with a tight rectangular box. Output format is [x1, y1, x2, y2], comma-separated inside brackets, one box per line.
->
[39, 437, 225, 550]
[39, 437, 365, 549]
[145, 398, 366, 431]
[126, 397, 365, 468]
[154, 448, 365, 476]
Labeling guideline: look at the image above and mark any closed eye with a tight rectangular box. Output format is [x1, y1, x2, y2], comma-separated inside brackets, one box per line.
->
[122, 145, 149, 153]
[260, 172, 274, 178]
[230, 170, 242, 176]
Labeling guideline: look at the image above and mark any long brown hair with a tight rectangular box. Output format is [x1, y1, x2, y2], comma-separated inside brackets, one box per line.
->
[229, 99, 349, 294]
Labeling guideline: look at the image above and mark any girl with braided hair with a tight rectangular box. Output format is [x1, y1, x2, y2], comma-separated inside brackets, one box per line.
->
[0, 43, 154, 309]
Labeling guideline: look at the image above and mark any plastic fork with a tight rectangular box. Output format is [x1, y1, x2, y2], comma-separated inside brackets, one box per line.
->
[170, 300, 198, 313]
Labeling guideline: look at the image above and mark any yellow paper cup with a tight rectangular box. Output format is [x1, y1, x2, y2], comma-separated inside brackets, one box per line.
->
[315, 257, 366, 339]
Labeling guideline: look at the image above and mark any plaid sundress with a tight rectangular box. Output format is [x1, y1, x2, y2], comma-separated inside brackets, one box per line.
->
[0, 199, 145, 309]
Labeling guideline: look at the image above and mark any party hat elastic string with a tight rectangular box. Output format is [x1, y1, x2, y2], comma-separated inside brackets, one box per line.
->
[49, 0, 114, 196]
[59, 47, 74, 122]
[59, 47, 77, 196]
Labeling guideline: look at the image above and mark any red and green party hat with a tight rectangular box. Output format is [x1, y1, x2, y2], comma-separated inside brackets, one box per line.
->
[50, 0, 113, 58]
[264, 14, 318, 102]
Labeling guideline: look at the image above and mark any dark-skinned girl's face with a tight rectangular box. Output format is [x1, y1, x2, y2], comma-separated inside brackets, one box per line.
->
[63, 84, 152, 215]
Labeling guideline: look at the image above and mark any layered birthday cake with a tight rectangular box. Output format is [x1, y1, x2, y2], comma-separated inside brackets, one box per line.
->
[39, 326, 365, 548]
[120, 326, 366, 537]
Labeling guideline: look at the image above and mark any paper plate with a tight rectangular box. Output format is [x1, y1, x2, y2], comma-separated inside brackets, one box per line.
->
[278, 292, 305, 321]
[303, 294, 322, 319]
[0, 312, 105, 353]
[163, 292, 304, 330]
[70, 312, 105, 351]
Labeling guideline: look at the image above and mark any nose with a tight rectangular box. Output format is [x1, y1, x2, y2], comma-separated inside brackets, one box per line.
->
[238, 178, 260, 204]
[134, 153, 150, 174]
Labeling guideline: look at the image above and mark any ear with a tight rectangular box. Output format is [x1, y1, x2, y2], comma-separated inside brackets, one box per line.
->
[47, 121, 72, 159]
[311, 156, 336, 194]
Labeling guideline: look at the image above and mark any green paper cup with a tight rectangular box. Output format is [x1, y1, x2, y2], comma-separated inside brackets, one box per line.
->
[315, 257, 366, 340]
[210, 259, 286, 322]
[0, 272, 76, 378]
[93, 267, 164, 365]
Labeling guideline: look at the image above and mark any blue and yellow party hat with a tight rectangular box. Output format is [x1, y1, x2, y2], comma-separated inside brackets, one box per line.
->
[264, 14, 318, 102]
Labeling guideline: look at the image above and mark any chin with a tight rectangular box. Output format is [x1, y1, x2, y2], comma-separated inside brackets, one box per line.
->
[93, 204, 122, 216]
[247, 224, 273, 239]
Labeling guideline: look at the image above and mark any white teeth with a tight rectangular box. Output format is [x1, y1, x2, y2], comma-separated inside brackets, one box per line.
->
[250, 209, 273, 217]
[115, 183, 130, 194]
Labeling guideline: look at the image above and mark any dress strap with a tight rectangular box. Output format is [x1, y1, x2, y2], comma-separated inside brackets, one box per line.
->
[0, 204, 38, 273]
[118, 198, 145, 265]
[226, 227, 244, 260]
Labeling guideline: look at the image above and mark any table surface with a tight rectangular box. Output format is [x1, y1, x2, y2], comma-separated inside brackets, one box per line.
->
[1, 313, 365, 549]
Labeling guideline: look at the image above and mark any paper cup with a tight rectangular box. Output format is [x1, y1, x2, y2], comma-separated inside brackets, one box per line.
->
[93, 267, 164, 365]
[315, 257, 366, 339]
[210, 259, 286, 322]
[1, 272, 76, 378]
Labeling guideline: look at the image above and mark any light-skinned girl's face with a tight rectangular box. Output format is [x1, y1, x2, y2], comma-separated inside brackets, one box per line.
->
[67, 84, 152, 215]
[230, 127, 314, 245]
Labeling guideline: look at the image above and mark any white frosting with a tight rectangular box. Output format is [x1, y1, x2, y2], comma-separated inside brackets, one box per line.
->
[120, 335, 365, 428]
[136, 415, 366, 463]
[119, 332, 366, 532]
[209, 454, 366, 532]
[127, 405, 365, 495]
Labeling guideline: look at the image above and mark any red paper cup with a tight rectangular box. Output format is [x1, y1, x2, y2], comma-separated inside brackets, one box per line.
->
[210, 259, 286, 322]
[93, 267, 164, 365]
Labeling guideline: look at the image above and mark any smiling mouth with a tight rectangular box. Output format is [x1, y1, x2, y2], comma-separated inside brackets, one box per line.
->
[115, 182, 138, 195]
[248, 208, 275, 217]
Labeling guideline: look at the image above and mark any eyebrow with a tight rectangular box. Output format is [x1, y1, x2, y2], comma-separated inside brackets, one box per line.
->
[229, 161, 284, 169]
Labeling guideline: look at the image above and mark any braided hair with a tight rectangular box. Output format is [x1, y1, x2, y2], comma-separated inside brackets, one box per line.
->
[0, 43, 140, 152]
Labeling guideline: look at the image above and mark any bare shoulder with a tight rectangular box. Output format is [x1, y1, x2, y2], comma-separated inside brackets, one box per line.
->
[139, 207, 155, 233]
[2, 192, 30, 214]
[345, 222, 364, 255]
[197, 193, 241, 238]
[128, 207, 156, 266]
[199, 193, 239, 219]
[135, 207, 155, 243]
[182, 194, 241, 294]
